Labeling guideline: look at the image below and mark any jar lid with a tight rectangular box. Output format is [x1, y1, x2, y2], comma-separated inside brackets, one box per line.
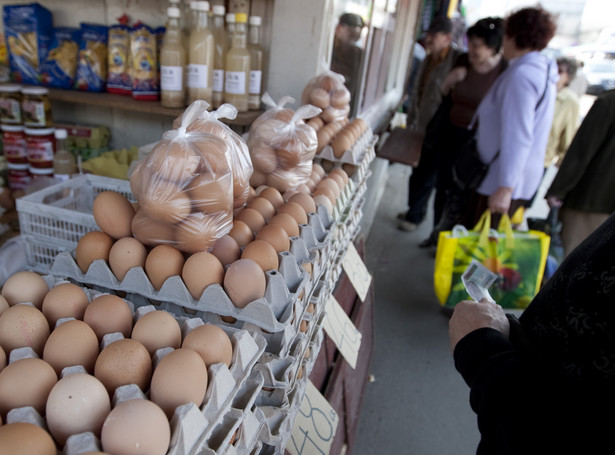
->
[1, 124, 24, 132]
[7, 162, 30, 170]
[167, 6, 180, 18]
[212, 5, 225, 15]
[249, 16, 261, 26]
[194, 1, 209, 11]
[29, 166, 54, 175]
[226, 13, 235, 23]
[0, 84, 22, 93]
[55, 128, 68, 139]
[25, 127, 55, 136]
[21, 87, 49, 96]
[235, 13, 248, 23]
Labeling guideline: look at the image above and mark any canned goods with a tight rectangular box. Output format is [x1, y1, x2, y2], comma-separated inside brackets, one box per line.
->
[1, 124, 27, 164]
[21, 86, 53, 128]
[7, 162, 30, 192]
[25, 127, 55, 168]
[0, 84, 23, 125]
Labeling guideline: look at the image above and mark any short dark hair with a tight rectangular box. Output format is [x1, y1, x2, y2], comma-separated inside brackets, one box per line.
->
[467, 17, 504, 52]
[505, 6, 556, 51]
[427, 16, 453, 35]
[339, 13, 364, 29]
[557, 57, 578, 81]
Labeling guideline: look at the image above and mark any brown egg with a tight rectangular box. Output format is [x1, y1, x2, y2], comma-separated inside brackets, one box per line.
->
[93, 191, 135, 239]
[288, 192, 317, 214]
[313, 194, 333, 215]
[145, 245, 185, 290]
[83, 294, 133, 340]
[1, 271, 49, 309]
[182, 251, 225, 300]
[131, 310, 182, 356]
[0, 304, 50, 356]
[277, 201, 308, 225]
[228, 220, 253, 247]
[241, 240, 279, 272]
[328, 167, 349, 185]
[94, 339, 152, 394]
[251, 145, 278, 174]
[149, 141, 201, 184]
[150, 348, 208, 418]
[255, 224, 290, 253]
[276, 144, 302, 169]
[182, 324, 233, 367]
[0, 422, 57, 454]
[0, 346, 6, 373]
[301, 262, 313, 276]
[247, 186, 257, 202]
[307, 116, 324, 131]
[250, 170, 267, 188]
[209, 235, 241, 266]
[140, 181, 191, 224]
[268, 213, 300, 237]
[75, 231, 114, 273]
[313, 186, 337, 206]
[186, 173, 233, 213]
[224, 259, 267, 308]
[317, 177, 342, 199]
[309, 88, 330, 109]
[274, 108, 294, 122]
[43, 320, 99, 374]
[131, 209, 176, 246]
[235, 207, 266, 234]
[327, 172, 346, 192]
[108, 237, 148, 282]
[0, 358, 57, 418]
[312, 162, 325, 179]
[330, 88, 351, 109]
[258, 186, 284, 209]
[247, 197, 276, 221]
[42, 283, 89, 327]
[175, 212, 224, 254]
[0, 295, 8, 316]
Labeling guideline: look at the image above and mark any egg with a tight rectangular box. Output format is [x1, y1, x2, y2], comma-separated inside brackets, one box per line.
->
[241, 240, 279, 272]
[43, 319, 99, 374]
[301, 262, 313, 277]
[131, 209, 176, 246]
[108, 237, 148, 282]
[140, 181, 191, 224]
[235, 207, 266, 233]
[0, 304, 50, 356]
[46, 373, 111, 446]
[223, 259, 267, 308]
[75, 231, 114, 273]
[209, 235, 241, 266]
[145, 245, 185, 290]
[181, 252, 225, 300]
[149, 348, 208, 418]
[228, 220, 253, 247]
[0, 346, 6, 373]
[93, 191, 135, 239]
[328, 167, 349, 185]
[101, 399, 170, 455]
[251, 145, 278, 174]
[312, 162, 326, 179]
[249, 170, 267, 188]
[150, 141, 201, 184]
[175, 212, 224, 254]
[288, 192, 317, 214]
[0, 295, 8, 316]
[42, 282, 89, 327]
[247, 197, 276, 220]
[313, 186, 337, 206]
[255, 224, 290, 253]
[131, 310, 182, 356]
[181, 324, 233, 367]
[309, 88, 330, 109]
[1, 271, 49, 309]
[83, 294, 133, 340]
[278, 201, 308, 225]
[258, 186, 284, 209]
[0, 358, 57, 418]
[317, 177, 341, 199]
[307, 116, 324, 131]
[327, 171, 346, 191]
[94, 339, 152, 395]
[330, 87, 351, 109]
[268, 213, 300, 237]
[186, 173, 233, 213]
[276, 145, 302, 168]
[0, 422, 57, 454]
[313, 194, 333, 215]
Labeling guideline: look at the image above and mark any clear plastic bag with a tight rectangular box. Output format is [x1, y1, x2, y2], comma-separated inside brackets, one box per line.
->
[247, 93, 320, 192]
[300, 69, 351, 124]
[130, 101, 235, 253]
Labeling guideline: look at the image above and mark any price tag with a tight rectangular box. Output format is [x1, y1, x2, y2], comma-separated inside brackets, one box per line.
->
[322, 296, 362, 369]
[341, 243, 372, 301]
[288, 380, 339, 455]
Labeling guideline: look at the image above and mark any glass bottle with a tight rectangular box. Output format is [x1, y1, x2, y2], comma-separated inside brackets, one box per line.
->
[211, 5, 227, 108]
[248, 16, 265, 110]
[224, 13, 250, 112]
[53, 129, 76, 181]
[225, 13, 236, 51]
[187, 1, 214, 105]
[168, 0, 189, 47]
[160, 6, 186, 108]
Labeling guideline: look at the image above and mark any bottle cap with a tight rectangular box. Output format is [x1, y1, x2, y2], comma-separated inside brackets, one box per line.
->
[226, 12, 235, 23]
[55, 129, 68, 140]
[167, 6, 180, 18]
[235, 13, 248, 23]
[249, 16, 261, 26]
[212, 5, 225, 16]
[195, 1, 209, 11]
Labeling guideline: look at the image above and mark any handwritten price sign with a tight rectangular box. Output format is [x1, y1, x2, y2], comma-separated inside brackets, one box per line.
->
[323, 296, 362, 369]
[288, 380, 339, 455]
[341, 243, 372, 302]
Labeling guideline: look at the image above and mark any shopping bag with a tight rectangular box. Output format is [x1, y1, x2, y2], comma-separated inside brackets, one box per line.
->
[434, 211, 550, 309]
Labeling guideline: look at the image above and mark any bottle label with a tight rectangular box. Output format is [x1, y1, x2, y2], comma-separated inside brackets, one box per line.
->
[213, 69, 224, 92]
[160, 66, 184, 91]
[249, 70, 262, 95]
[225, 71, 247, 95]
[26, 139, 54, 164]
[22, 100, 47, 127]
[187, 64, 209, 89]
[0, 98, 21, 124]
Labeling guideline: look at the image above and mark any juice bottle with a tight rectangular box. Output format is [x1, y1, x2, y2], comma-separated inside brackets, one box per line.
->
[160, 6, 186, 108]
[248, 16, 265, 110]
[187, 1, 214, 105]
[53, 129, 76, 181]
[211, 5, 227, 108]
[224, 13, 250, 112]
[225, 13, 235, 51]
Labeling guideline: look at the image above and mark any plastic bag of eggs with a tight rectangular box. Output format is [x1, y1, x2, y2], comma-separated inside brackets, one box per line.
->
[300, 70, 351, 124]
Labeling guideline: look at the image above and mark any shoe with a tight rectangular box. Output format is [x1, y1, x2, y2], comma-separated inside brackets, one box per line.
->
[396, 211, 407, 221]
[398, 220, 418, 232]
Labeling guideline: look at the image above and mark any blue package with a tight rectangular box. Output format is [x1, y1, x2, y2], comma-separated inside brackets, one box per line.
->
[107, 24, 131, 95]
[75, 23, 108, 92]
[3, 3, 53, 85]
[40, 27, 80, 89]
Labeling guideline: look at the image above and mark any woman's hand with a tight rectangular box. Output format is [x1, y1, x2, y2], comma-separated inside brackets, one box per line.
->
[547, 196, 563, 208]
[441, 67, 467, 95]
[449, 299, 510, 352]
[488, 186, 513, 214]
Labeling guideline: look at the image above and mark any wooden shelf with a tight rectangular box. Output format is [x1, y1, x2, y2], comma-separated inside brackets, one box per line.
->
[46, 87, 263, 126]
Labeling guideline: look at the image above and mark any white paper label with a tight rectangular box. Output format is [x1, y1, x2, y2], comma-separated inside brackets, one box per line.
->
[288, 380, 339, 455]
[187, 63, 208, 88]
[225, 71, 247, 95]
[341, 243, 372, 302]
[323, 296, 362, 369]
[160, 66, 183, 91]
[249, 70, 262, 94]
[213, 69, 224, 91]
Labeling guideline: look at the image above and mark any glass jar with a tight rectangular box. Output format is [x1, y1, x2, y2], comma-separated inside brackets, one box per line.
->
[21, 86, 53, 128]
[29, 166, 54, 180]
[25, 127, 55, 168]
[1, 124, 27, 164]
[7, 162, 30, 192]
[0, 84, 22, 124]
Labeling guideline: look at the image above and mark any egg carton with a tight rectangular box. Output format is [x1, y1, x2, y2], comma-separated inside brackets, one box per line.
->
[316, 128, 376, 165]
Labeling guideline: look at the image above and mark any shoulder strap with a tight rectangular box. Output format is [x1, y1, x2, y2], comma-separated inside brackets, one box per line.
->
[535, 63, 551, 110]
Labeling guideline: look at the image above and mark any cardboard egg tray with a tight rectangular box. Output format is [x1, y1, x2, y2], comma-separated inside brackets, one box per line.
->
[316, 128, 376, 165]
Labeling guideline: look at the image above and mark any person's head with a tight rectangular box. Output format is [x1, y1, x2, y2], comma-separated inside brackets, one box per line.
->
[502, 7, 556, 59]
[424, 16, 453, 55]
[336, 13, 365, 43]
[466, 17, 504, 67]
[556, 57, 578, 90]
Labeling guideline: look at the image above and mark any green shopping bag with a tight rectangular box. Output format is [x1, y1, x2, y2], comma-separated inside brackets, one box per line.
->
[434, 211, 550, 309]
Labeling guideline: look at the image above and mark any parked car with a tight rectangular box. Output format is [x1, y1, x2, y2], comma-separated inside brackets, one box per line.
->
[584, 60, 615, 95]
